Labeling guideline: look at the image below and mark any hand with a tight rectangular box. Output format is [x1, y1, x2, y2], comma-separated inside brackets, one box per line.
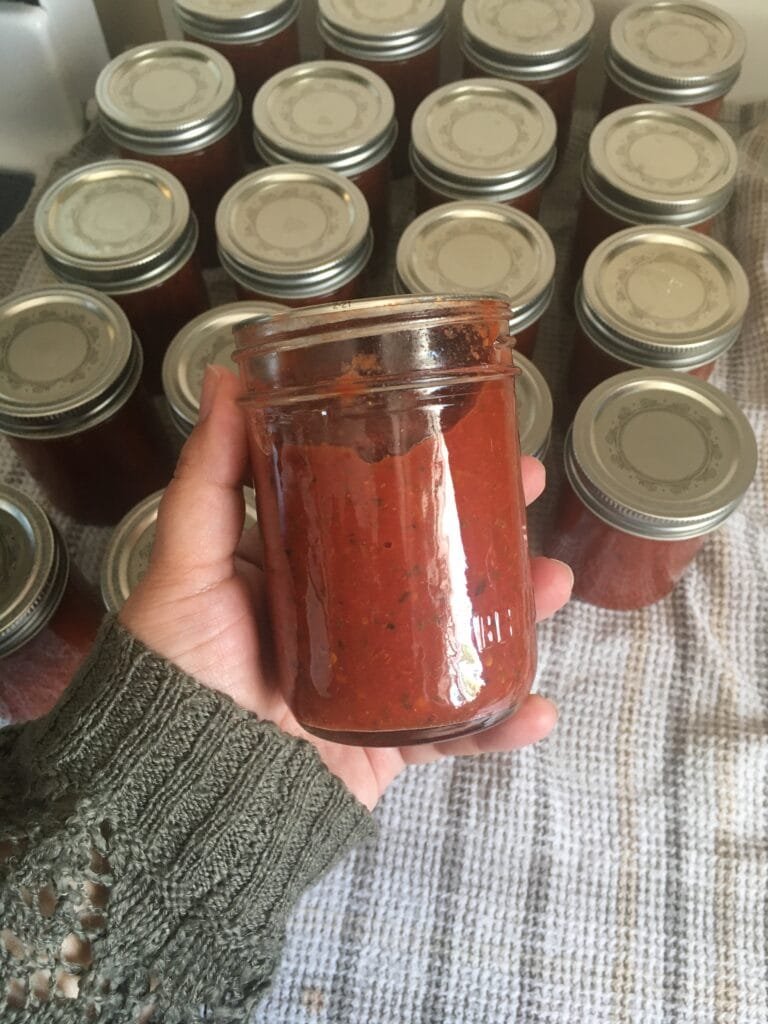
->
[120, 366, 572, 810]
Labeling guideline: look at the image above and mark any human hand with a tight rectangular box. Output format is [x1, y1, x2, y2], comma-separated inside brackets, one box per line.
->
[120, 366, 572, 810]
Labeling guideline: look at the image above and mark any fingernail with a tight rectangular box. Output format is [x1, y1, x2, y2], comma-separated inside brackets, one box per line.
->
[553, 559, 575, 591]
[198, 365, 222, 423]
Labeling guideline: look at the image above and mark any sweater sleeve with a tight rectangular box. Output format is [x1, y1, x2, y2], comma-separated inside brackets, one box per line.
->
[0, 617, 375, 1022]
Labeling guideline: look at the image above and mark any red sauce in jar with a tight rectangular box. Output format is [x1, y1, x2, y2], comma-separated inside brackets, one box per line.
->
[599, 77, 725, 121]
[235, 276, 365, 307]
[415, 175, 546, 219]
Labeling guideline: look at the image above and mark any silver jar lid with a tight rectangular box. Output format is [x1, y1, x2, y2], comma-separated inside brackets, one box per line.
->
[411, 79, 557, 202]
[0, 485, 69, 658]
[578, 225, 749, 370]
[514, 350, 553, 459]
[584, 104, 738, 226]
[0, 286, 142, 439]
[395, 201, 555, 333]
[461, 0, 595, 80]
[607, 1, 746, 105]
[96, 41, 241, 156]
[566, 369, 757, 540]
[100, 487, 259, 612]
[216, 164, 372, 299]
[253, 61, 397, 177]
[162, 300, 287, 435]
[173, 0, 300, 44]
[317, 0, 446, 59]
[35, 160, 197, 294]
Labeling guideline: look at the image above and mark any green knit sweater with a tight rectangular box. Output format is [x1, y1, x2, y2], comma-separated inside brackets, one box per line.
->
[0, 617, 375, 1021]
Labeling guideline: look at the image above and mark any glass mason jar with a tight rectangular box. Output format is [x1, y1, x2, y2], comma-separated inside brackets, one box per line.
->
[252, 61, 396, 251]
[162, 300, 287, 437]
[514, 350, 553, 459]
[317, 0, 446, 177]
[0, 485, 102, 723]
[233, 295, 537, 746]
[573, 104, 738, 275]
[600, 0, 746, 120]
[546, 369, 757, 610]
[215, 165, 373, 305]
[0, 287, 176, 526]
[95, 41, 245, 267]
[395, 200, 555, 357]
[34, 160, 209, 395]
[410, 79, 557, 217]
[461, 0, 594, 154]
[569, 225, 750, 404]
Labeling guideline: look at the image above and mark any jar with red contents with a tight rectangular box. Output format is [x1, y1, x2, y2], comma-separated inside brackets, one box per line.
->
[410, 79, 557, 217]
[0, 287, 176, 526]
[569, 225, 750, 404]
[234, 295, 537, 745]
[514, 350, 553, 459]
[215, 165, 372, 305]
[395, 200, 555, 357]
[317, 0, 446, 177]
[573, 104, 738, 275]
[0, 486, 102, 723]
[162, 300, 286, 437]
[252, 61, 396, 251]
[461, 0, 594, 154]
[600, 0, 745, 120]
[546, 369, 757, 610]
[34, 160, 209, 394]
[95, 41, 245, 267]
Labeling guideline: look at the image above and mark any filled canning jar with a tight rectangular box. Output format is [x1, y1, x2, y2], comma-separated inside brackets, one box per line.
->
[395, 200, 555, 357]
[95, 41, 245, 267]
[569, 225, 749, 403]
[234, 295, 537, 745]
[34, 159, 209, 394]
[573, 104, 738, 273]
[162, 300, 286, 436]
[216, 164, 373, 305]
[461, 0, 594, 152]
[410, 79, 557, 216]
[546, 369, 757, 609]
[317, 0, 446, 176]
[0, 486, 102, 722]
[600, 0, 745, 120]
[514, 351, 553, 459]
[0, 287, 176, 525]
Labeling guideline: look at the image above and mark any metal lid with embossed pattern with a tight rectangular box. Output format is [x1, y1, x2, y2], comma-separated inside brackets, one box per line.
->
[566, 369, 757, 539]
[411, 79, 557, 200]
[0, 485, 69, 658]
[514, 350, 553, 459]
[0, 286, 142, 439]
[395, 201, 555, 332]
[578, 225, 749, 369]
[606, 0, 745, 105]
[584, 104, 738, 226]
[461, 0, 594, 79]
[162, 300, 287, 435]
[35, 160, 197, 294]
[96, 41, 241, 155]
[253, 61, 396, 176]
[174, 0, 299, 43]
[318, 0, 446, 58]
[215, 165, 372, 298]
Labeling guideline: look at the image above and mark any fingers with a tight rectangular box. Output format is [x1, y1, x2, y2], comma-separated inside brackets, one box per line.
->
[522, 455, 545, 506]
[532, 556, 573, 621]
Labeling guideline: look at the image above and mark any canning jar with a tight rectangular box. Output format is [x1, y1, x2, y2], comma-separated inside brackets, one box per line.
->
[461, 0, 594, 152]
[410, 79, 557, 216]
[34, 159, 209, 394]
[0, 287, 176, 525]
[600, 0, 745, 120]
[317, 0, 446, 176]
[162, 300, 286, 436]
[546, 369, 757, 609]
[569, 225, 749, 403]
[95, 41, 245, 267]
[0, 486, 102, 722]
[573, 104, 738, 273]
[216, 165, 373, 305]
[395, 200, 555, 357]
[234, 295, 537, 746]
[514, 351, 553, 459]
